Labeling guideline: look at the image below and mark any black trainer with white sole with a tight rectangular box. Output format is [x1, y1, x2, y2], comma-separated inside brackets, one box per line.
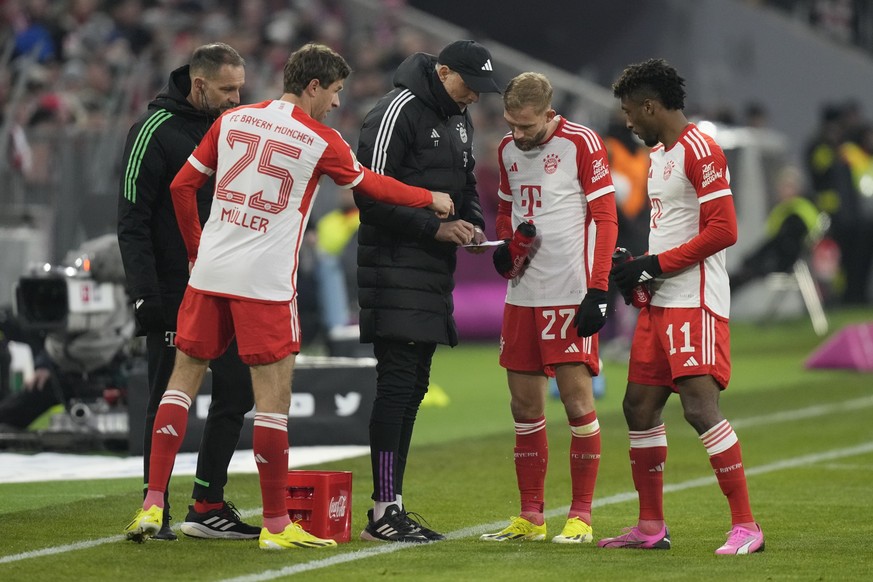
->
[360, 505, 430, 543]
[180, 501, 260, 539]
[403, 509, 446, 541]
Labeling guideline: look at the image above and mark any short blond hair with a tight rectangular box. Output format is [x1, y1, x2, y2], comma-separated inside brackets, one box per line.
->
[503, 72, 553, 115]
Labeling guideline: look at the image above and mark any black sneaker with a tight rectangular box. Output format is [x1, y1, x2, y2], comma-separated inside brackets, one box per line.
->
[360, 505, 430, 543]
[180, 501, 260, 539]
[152, 513, 177, 541]
[402, 509, 446, 541]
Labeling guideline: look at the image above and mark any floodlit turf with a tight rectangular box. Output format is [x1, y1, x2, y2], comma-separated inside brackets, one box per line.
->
[3, 308, 872, 580]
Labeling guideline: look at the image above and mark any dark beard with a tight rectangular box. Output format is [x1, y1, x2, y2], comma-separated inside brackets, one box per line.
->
[514, 127, 549, 151]
[199, 90, 225, 118]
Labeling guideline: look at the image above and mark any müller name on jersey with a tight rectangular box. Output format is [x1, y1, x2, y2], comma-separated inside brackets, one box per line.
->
[220, 206, 269, 233]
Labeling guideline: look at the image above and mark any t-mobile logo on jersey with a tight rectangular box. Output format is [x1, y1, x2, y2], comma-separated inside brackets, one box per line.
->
[164, 331, 176, 347]
[520, 184, 542, 218]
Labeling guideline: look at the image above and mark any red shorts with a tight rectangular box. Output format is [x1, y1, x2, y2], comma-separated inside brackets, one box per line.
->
[499, 303, 600, 376]
[175, 287, 300, 366]
[628, 305, 731, 390]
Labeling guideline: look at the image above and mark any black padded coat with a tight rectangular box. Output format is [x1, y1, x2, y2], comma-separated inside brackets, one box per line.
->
[354, 52, 486, 346]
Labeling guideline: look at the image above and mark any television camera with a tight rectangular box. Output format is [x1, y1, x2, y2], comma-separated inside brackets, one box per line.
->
[10, 234, 134, 447]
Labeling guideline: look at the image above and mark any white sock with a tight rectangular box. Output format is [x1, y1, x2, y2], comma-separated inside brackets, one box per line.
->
[374, 500, 399, 521]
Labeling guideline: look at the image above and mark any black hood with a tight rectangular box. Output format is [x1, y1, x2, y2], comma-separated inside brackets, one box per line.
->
[392, 53, 463, 119]
[148, 65, 211, 121]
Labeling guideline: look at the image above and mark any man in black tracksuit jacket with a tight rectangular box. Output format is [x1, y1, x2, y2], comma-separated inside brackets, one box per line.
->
[117, 43, 258, 540]
[354, 40, 500, 542]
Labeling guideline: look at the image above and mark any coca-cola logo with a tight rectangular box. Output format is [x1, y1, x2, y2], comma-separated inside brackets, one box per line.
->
[328, 495, 348, 519]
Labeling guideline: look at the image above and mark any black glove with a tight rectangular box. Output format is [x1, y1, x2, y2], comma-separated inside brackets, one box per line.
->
[611, 254, 662, 296]
[133, 295, 166, 334]
[492, 240, 512, 277]
[573, 288, 608, 337]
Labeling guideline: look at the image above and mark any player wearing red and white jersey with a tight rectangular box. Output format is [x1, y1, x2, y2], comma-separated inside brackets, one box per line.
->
[602, 58, 764, 555]
[124, 43, 452, 552]
[480, 73, 618, 545]
[173, 102, 445, 303]
[646, 125, 732, 317]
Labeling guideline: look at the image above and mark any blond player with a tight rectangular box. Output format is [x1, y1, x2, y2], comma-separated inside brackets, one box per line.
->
[480, 72, 618, 544]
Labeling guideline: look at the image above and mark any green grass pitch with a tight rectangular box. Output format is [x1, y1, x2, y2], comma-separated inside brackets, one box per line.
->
[2, 308, 872, 581]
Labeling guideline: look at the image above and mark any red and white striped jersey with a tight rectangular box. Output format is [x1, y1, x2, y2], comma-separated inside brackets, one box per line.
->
[497, 116, 616, 306]
[647, 123, 732, 318]
[173, 100, 426, 302]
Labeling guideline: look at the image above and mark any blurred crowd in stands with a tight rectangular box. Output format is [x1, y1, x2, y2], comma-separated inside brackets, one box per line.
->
[1, 0, 871, 345]
[755, 0, 873, 55]
[0, 0, 507, 178]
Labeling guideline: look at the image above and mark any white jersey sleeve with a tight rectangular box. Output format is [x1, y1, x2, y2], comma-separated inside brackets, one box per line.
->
[498, 117, 615, 307]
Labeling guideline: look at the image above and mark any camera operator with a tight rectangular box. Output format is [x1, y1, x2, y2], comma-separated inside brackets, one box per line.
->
[2, 235, 134, 432]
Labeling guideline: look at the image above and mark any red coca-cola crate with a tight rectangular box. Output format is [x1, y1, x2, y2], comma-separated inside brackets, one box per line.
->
[285, 470, 352, 543]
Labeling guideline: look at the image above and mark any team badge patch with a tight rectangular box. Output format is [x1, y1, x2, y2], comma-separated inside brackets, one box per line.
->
[456, 122, 468, 143]
[544, 153, 560, 175]
[663, 160, 675, 180]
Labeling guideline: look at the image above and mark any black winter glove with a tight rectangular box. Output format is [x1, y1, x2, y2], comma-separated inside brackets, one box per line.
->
[492, 240, 512, 277]
[610, 254, 662, 296]
[573, 288, 608, 338]
[133, 295, 166, 334]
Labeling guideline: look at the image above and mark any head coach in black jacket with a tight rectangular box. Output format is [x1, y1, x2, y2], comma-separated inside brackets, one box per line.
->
[117, 43, 259, 540]
[354, 40, 499, 542]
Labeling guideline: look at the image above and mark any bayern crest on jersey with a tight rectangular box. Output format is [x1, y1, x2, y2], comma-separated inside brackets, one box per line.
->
[456, 122, 468, 143]
[663, 159, 676, 180]
[543, 153, 560, 175]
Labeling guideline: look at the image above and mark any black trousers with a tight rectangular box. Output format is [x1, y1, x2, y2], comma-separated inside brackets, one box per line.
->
[368, 338, 436, 503]
[143, 332, 254, 511]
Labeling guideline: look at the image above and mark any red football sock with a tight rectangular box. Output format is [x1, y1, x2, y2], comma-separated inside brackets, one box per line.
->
[254, 412, 291, 534]
[568, 411, 601, 524]
[193, 500, 225, 513]
[514, 416, 547, 520]
[701, 420, 755, 525]
[629, 424, 667, 531]
[144, 390, 192, 509]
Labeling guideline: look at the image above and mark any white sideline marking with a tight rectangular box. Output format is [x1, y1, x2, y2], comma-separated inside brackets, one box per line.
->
[224, 440, 873, 582]
[730, 395, 873, 429]
[0, 508, 263, 565]
[2, 396, 872, 568]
